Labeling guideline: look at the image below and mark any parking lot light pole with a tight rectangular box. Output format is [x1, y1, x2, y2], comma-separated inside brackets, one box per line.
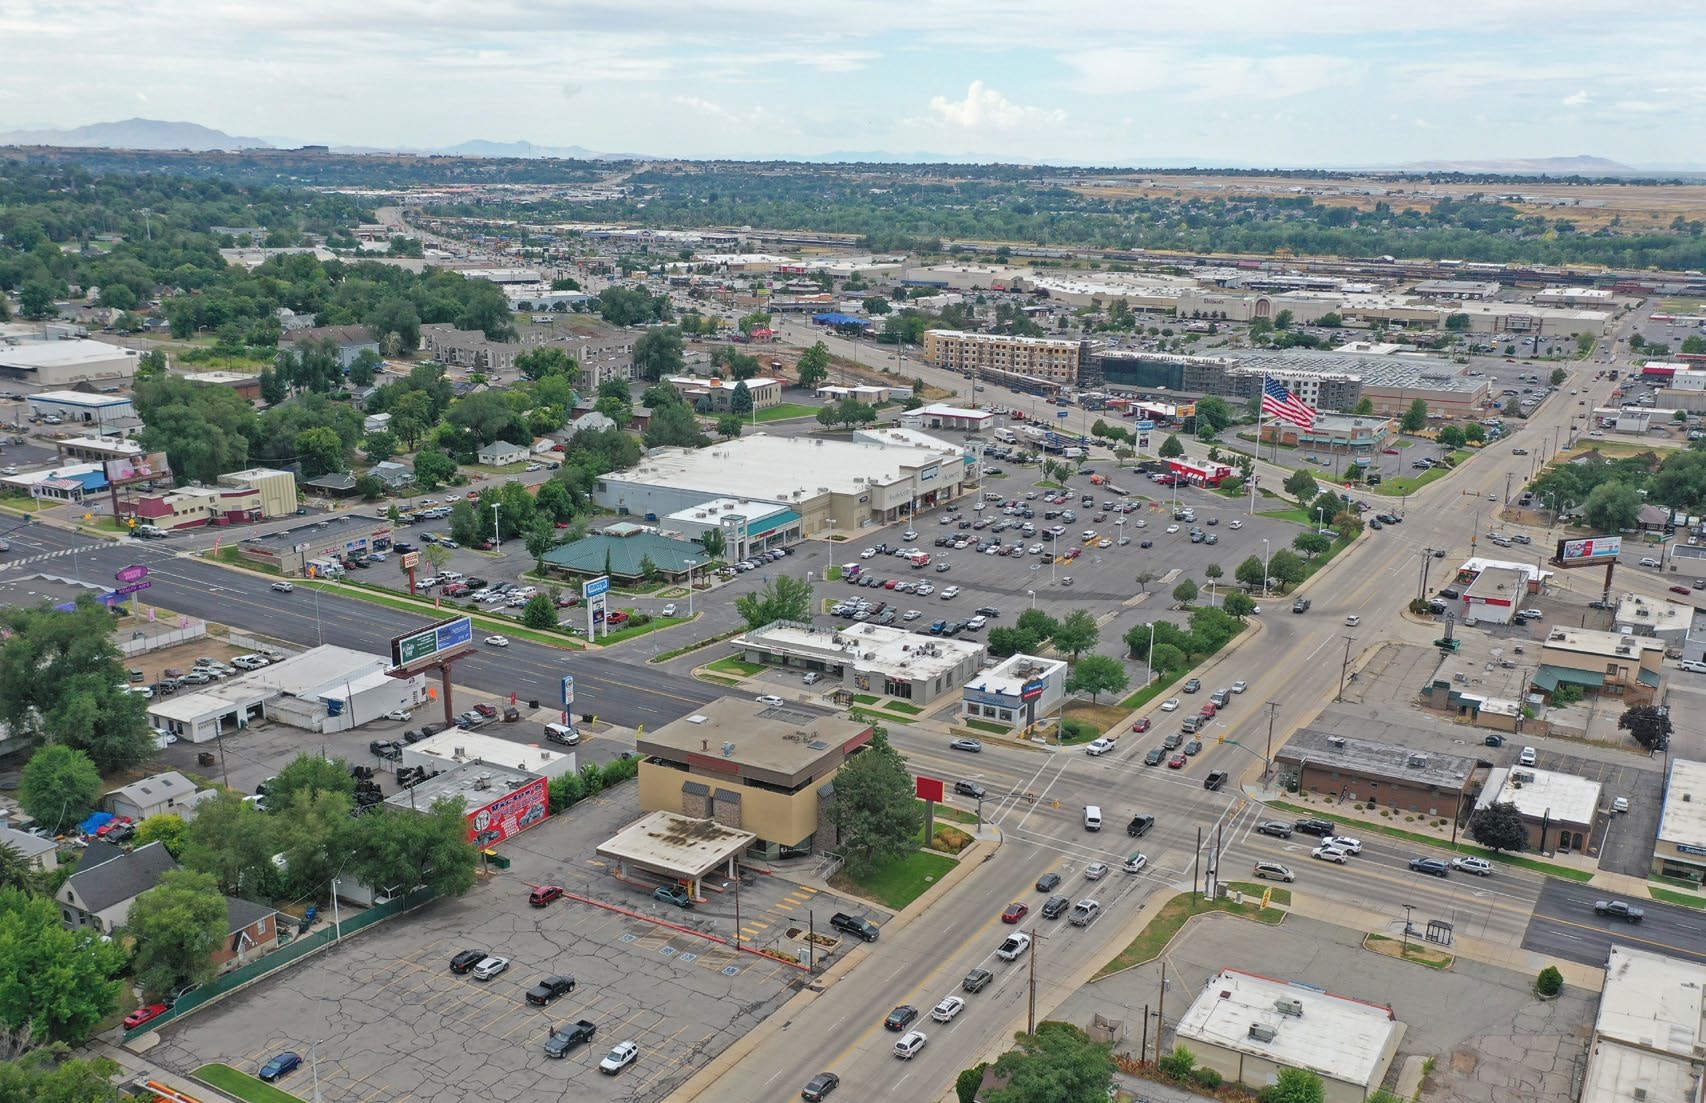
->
[1262, 539, 1271, 596]
[685, 559, 698, 616]
[1144, 621, 1156, 688]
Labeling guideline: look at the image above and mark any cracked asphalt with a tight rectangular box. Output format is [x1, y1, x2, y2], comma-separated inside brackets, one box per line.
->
[147, 791, 866, 1102]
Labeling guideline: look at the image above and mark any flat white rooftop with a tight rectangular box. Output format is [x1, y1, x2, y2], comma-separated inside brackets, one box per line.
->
[405, 728, 570, 776]
[738, 620, 982, 681]
[595, 810, 756, 879]
[1542, 626, 1665, 659]
[1583, 945, 1706, 1103]
[4, 342, 138, 370]
[1615, 595, 1691, 634]
[964, 653, 1066, 699]
[913, 403, 994, 420]
[27, 387, 134, 405]
[1477, 766, 1601, 825]
[1659, 759, 1706, 850]
[613, 432, 963, 501]
[1176, 968, 1399, 1088]
[663, 497, 791, 526]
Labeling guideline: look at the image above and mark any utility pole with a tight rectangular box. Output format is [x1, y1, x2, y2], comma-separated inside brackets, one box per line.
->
[1193, 825, 1202, 897]
[1337, 635, 1356, 701]
[1263, 701, 1278, 788]
[491, 501, 502, 555]
[1157, 960, 1167, 1059]
[1026, 927, 1037, 1035]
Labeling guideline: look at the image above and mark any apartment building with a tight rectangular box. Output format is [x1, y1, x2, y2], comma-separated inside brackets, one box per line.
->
[922, 330, 1094, 386]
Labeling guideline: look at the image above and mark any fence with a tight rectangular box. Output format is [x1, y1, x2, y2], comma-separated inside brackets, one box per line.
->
[123, 888, 434, 1042]
[117, 623, 207, 656]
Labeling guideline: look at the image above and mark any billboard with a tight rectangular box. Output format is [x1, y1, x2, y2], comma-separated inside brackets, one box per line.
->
[105, 452, 171, 484]
[467, 775, 549, 847]
[390, 615, 474, 668]
[915, 776, 945, 803]
[1554, 535, 1623, 567]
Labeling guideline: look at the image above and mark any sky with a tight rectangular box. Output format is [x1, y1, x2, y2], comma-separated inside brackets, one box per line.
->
[2, 0, 1703, 166]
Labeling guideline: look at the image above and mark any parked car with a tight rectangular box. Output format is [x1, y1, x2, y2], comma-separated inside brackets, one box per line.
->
[653, 885, 694, 908]
[599, 1041, 639, 1075]
[123, 1002, 170, 1029]
[829, 912, 879, 942]
[259, 1052, 302, 1083]
[1408, 857, 1450, 878]
[471, 955, 511, 979]
[525, 975, 577, 1006]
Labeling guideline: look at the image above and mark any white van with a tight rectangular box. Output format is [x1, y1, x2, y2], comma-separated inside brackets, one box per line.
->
[994, 428, 1017, 444]
[1083, 805, 1103, 832]
[543, 723, 580, 746]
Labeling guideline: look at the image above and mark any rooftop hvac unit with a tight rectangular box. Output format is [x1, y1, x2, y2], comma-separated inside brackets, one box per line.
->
[1273, 998, 1303, 1017]
[722, 742, 736, 757]
[1248, 1023, 1278, 1043]
[1406, 754, 1429, 769]
[1328, 736, 1347, 749]
[473, 772, 491, 790]
[452, 747, 465, 758]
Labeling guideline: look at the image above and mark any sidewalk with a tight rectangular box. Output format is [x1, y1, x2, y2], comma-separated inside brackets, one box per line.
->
[84, 1039, 243, 1103]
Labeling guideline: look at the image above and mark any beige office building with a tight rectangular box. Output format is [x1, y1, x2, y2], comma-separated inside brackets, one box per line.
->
[923, 330, 1093, 385]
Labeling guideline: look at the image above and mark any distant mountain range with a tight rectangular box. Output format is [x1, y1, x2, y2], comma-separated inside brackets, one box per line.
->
[0, 118, 271, 151]
[1390, 154, 1636, 174]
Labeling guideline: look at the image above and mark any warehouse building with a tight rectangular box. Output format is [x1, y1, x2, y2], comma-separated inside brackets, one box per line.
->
[1174, 968, 1403, 1103]
[0, 338, 140, 386]
[27, 390, 138, 432]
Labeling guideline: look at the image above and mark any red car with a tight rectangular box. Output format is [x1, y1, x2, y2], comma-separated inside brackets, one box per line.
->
[528, 885, 564, 907]
[1001, 902, 1029, 923]
[1382, 448, 1401, 455]
[124, 1002, 169, 1029]
[473, 703, 498, 719]
[884, 579, 899, 589]
[1199, 702, 1218, 718]
[96, 816, 134, 838]
[1131, 717, 1152, 734]
[1671, 585, 1693, 595]
[606, 611, 630, 626]
[1167, 754, 1187, 769]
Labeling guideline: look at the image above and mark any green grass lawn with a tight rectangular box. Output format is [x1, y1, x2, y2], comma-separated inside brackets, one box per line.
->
[1649, 886, 1706, 909]
[1224, 881, 1292, 905]
[1257, 507, 1310, 525]
[705, 656, 764, 677]
[298, 579, 586, 649]
[1374, 450, 1470, 497]
[195, 1064, 304, 1103]
[1116, 670, 1183, 711]
[882, 701, 923, 715]
[961, 718, 1011, 735]
[752, 403, 821, 423]
[832, 850, 958, 910]
[600, 612, 697, 646]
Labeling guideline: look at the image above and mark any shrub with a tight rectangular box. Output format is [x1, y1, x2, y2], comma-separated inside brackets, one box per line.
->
[1194, 1066, 1223, 1089]
[1536, 965, 1564, 996]
[1158, 1044, 1197, 1081]
[955, 1063, 987, 1103]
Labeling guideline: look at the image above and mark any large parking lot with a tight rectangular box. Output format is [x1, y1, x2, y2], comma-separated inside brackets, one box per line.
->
[149, 791, 882, 1103]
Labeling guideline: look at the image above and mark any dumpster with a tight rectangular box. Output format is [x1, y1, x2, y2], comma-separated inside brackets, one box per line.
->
[483, 849, 511, 870]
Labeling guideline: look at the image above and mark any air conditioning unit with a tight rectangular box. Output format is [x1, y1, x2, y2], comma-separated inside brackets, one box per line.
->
[722, 742, 736, 757]
[1248, 1023, 1278, 1043]
[1273, 998, 1303, 1018]
[1328, 736, 1347, 749]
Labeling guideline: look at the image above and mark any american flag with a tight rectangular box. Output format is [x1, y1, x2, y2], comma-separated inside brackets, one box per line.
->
[1261, 378, 1317, 429]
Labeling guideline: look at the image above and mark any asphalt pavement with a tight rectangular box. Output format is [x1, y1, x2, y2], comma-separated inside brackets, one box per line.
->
[1525, 878, 1706, 968]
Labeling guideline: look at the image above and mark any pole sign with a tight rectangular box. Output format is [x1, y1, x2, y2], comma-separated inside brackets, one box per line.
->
[1057, 409, 1070, 419]
[583, 575, 611, 638]
[115, 564, 149, 584]
[116, 580, 152, 595]
[1554, 535, 1622, 567]
[390, 615, 474, 668]
[561, 675, 575, 708]
[1135, 420, 1156, 431]
[398, 551, 419, 571]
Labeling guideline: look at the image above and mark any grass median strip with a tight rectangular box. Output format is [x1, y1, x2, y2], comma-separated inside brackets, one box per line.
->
[648, 625, 748, 664]
[195, 1064, 303, 1103]
[1095, 892, 1283, 979]
[831, 849, 958, 910]
[1649, 886, 1706, 909]
[1262, 799, 1593, 882]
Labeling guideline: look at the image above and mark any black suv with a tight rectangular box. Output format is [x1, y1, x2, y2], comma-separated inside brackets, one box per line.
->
[1294, 819, 1336, 837]
[1035, 872, 1062, 892]
[1127, 814, 1154, 838]
[830, 912, 879, 942]
[953, 780, 986, 799]
[1291, 598, 1312, 613]
[1041, 895, 1071, 919]
[449, 949, 487, 974]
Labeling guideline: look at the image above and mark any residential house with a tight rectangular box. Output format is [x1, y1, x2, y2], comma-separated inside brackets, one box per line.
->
[569, 401, 652, 431]
[283, 325, 380, 369]
[219, 897, 281, 969]
[476, 441, 530, 467]
[368, 461, 415, 490]
[56, 840, 177, 933]
[0, 826, 58, 871]
[106, 771, 205, 823]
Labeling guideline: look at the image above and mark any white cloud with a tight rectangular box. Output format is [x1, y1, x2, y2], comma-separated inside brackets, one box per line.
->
[1068, 48, 1358, 100]
[1562, 89, 1590, 107]
[927, 81, 1065, 130]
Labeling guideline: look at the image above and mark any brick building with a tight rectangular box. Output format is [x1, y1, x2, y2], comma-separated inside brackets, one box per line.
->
[1274, 728, 1480, 818]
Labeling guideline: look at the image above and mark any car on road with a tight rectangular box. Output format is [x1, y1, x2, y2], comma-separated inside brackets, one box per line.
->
[1203, 770, 1228, 791]
[1294, 819, 1336, 837]
[1252, 862, 1294, 882]
[1323, 836, 1362, 855]
[1041, 894, 1072, 919]
[884, 1005, 919, 1031]
[1292, 598, 1312, 613]
[599, 1041, 639, 1075]
[1450, 856, 1493, 876]
[755, 694, 785, 707]
[1159, 698, 1180, 711]
[962, 969, 994, 993]
[1131, 717, 1152, 733]
[259, 1052, 301, 1082]
[996, 932, 1032, 960]
[525, 975, 577, 1006]
[1230, 680, 1248, 694]
[1085, 737, 1116, 756]
[271, 581, 294, 593]
[931, 996, 965, 1023]
[954, 780, 987, 800]
[1035, 872, 1062, 892]
[483, 635, 509, 648]
[1184, 739, 1202, 756]
[1311, 846, 1348, 864]
[124, 1002, 170, 1029]
[1595, 900, 1644, 922]
[802, 1072, 841, 1100]
[1122, 852, 1148, 873]
[471, 955, 510, 979]
[1256, 821, 1294, 839]
[1142, 747, 1165, 766]
[1182, 678, 1201, 693]
[1408, 857, 1450, 878]
[1001, 902, 1029, 923]
[654, 885, 693, 908]
[1167, 753, 1187, 769]
[893, 1029, 928, 1059]
[949, 738, 983, 752]
[1085, 862, 1109, 880]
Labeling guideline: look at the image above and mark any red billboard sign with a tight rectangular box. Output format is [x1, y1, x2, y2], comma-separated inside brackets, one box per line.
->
[466, 775, 549, 847]
[915, 776, 945, 803]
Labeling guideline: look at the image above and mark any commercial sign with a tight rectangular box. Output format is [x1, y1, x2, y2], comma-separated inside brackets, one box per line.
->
[1135, 420, 1156, 431]
[1020, 679, 1049, 702]
[114, 564, 149, 584]
[467, 775, 549, 847]
[1555, 535, 1622, 566]
[104, 452, 171, 484]
[1057, 410, 1070, 419]
[915, 776, 945, 803]
[398, 551, 419, 570]
[583, 576, 610, 599]
[963, 687, 1018, 708]
[116, 581, 152, 595]
[561, 675, 575, 708]
[390, 615, 474, 668]
[583, 575, 611, 638]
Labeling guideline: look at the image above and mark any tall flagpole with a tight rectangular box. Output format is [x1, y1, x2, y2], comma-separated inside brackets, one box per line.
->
[1250, 374, 1267, 516]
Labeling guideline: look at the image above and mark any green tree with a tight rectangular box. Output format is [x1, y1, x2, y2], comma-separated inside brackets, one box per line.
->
[1351, 396, 1376, 416]
[449, 500, 483, 547]
[347, 348, 381, 388]
[1051, 609, 1099, 662]
[1444, 312, 1471, 332]
[180, 794, 277, 898]
[633, 327, 685, 381]
[295, 426, 345, 477]
[134, 814, 189, 858]
[1223, 591, 1257, 619]
[258, 365, 287, 406]
[716, 413, 743, 439]
[956, 1063, 989, 1103]
[1159, 433, 1185, 459]
[1133, 569, 1159, 593]
[734, 576, 814, 629]
[698, 527, 727, 561]
[730, 380, 754, 416]
[1268, 548, 1307, 591]
[1283, 468, 1318, 501]
[1172, 578, 1199, 605]
[829, 729, 924, 871]
[362, 429, 397, 463]
[515, 346, 578, 382]
[989, 1022, 1114, 1103]
[125, 869, 227, 997]
[0, 1046, 122, 1102]
[1195, 396, 1235, 433]
[266, 753, 355, 812]
[1066, 655, 1128, 703]
[1618, 704, 1674, 752]
[413, 449, 457, 489]
[349, 799, 477, 899]
[0, 889, 126, 1044]
[276, 788, 357, 898]
[1016, 608, 1059, 645]
[1464, 422, 1486, 444]
[1266, 1067, 1326, 1103]
[18, 747, 100, 834]
[987, 626, 1041, 658]
[17, 281, 56, 320]
[521, 593, 557, 630]
[1293, 531, 1331, 559]
[1582, 480, 1642, 532]
[1536, 966, 1564, 997]
[644, 402, 711, 449]
[1467, 801, 1528, 853]
[1436, 425, 1466, 449]
[1235, 554, 1268, 592]
[1158, 1043, 1197, 1081]
[1150, 642, 1187, 673]
[1400, 398, 1430, 433]
[795, 342, 831, 390]
[1550, 367, 1569, 386]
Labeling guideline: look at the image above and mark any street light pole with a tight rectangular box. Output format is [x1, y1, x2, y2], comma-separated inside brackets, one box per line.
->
[1144, 621, 1156, 688]
[1262, 538, 1271, 596]
[1337, 635, 1356, 702]
[491, 501, 502, 555]
[685, 559, 698, 616]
